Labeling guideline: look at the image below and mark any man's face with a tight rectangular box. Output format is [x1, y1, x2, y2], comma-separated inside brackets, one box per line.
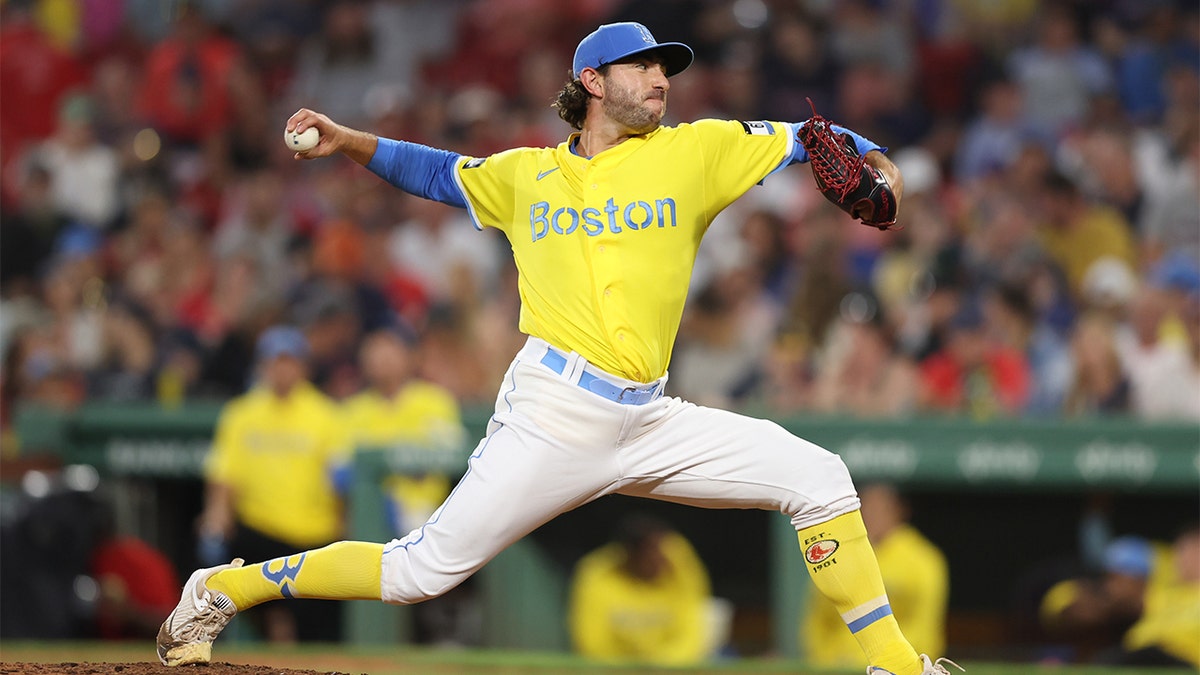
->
[360, 333, 411, 389]
[262, 355, 306, 393]
[600, 58, 670, 134]
[626, 533, 669, 581]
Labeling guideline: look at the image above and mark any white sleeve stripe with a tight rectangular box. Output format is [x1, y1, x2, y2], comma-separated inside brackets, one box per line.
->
[451, 166, 485, 232]
[765, 121, 795, 177]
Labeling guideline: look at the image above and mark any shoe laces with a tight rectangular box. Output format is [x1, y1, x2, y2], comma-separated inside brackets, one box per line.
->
[932, 657, 964, 674]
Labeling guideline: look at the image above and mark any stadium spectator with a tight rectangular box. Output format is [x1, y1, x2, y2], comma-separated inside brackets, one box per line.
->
[86, 296, 158, 402]
[568, 515, 715, 666]
[1063, 311, 1131, 417]
[983, 284, 1073, 416]
[918, 301, 1031, 418]
[341, 328, 467, 538]
[1006, 4, 1113, 140]
[212, 168, 295, 303]
[386, 193, 504, 315]
[757, 10, 839, 125]
[24, 93, 120, 230]
[0, 162, 70, 289]
[810, 292, 919, 418]
[1037, 170, 1137, 302]
[0, 0, 87, 206]
[1105, 3, 1196, 125]
[287, 0, 453, 128]
[197, 325, 350, 643]
[671, 268, 776, 409]
[1138, 101, 1200, 265]
[802, 483, 948, 669]
[135, 1, 241, 147]
[955, 79, 1037, 184]
[341, 327, 473, 645]
[1115, 283, 1200, 421]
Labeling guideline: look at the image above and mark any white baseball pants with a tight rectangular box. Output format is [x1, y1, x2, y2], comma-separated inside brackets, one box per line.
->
[380, 336, 859, 604]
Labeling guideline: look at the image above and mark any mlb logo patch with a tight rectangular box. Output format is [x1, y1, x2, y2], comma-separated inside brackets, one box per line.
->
[740, 121, 774, 136]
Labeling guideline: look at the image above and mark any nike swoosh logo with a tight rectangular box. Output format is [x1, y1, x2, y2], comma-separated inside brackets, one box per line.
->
[536, 167, 560, 181]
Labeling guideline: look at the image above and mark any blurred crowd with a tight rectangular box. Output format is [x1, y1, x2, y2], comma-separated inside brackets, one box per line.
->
[2, 0, 1199, 438]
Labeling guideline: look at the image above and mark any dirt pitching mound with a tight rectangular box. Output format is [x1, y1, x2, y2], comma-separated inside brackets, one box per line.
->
[1, 664, 354, 675]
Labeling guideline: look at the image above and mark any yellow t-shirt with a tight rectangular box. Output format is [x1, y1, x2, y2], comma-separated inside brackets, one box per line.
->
[1124, 548, 1200, 666]
[1038, 206, 1137, 298]
[206, 382, 351, 548]
[569, 532, 712, 666]
[802, 524, 949, 666]
[454, 120, 794, 382]
[341, 382, 467, 534]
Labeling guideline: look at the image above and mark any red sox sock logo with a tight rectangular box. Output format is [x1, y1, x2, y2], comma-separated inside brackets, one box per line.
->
[804, 538, 839, 570]
[261, 552, 307, 598]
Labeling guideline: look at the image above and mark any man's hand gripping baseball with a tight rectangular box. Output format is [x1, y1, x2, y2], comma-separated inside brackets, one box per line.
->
[285, 108, 379, 166]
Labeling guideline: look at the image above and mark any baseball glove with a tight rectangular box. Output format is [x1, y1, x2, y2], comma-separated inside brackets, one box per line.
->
[798, 98, 898, 230]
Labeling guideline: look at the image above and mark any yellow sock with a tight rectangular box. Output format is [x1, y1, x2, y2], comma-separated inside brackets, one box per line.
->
[208, 541, 383, 610]
[798, 511, 921, 675]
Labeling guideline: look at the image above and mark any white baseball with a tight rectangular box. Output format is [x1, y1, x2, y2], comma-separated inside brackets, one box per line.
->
[285, 127, 320, 152]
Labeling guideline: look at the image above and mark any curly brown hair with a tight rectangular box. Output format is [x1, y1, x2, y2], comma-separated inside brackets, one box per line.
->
[552, 66, 608, 130]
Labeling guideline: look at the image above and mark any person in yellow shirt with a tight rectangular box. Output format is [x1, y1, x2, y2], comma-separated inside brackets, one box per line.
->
[340, 328, 473, 645]
[1040, 526, 1199, 668]
[1037, 170, 1137, 301]
[569, 515, 712, 666]
[341, 328, 468, 538]
[803, 484, 949, 668]
[197, 325, 351, 643]
[1117, 523, 1200, 668]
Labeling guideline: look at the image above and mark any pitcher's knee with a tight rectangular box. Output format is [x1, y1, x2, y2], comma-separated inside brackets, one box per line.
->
[783, 450, 860, 530]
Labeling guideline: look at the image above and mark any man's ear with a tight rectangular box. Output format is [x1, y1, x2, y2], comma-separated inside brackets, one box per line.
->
[580, 67, 604, 98]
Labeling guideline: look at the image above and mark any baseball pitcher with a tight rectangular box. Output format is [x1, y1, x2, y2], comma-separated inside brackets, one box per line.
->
[158, 22, 958, 675]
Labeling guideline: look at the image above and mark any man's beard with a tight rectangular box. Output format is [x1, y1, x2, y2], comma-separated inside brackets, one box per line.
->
[602, 81, 664, 134]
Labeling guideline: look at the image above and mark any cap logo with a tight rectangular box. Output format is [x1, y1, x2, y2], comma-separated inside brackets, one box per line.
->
[638, 25, 655, 44]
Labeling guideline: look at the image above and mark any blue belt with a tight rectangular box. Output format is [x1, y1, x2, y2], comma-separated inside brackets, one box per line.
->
[539, 349, 662, 406]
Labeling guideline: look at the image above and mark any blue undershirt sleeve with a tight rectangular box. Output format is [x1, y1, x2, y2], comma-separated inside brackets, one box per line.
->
[784, 122, 886, 166]
[366, 137, 468, 209]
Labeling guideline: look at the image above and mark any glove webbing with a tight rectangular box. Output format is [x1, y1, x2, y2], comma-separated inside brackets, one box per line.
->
[803, 98, 869, 203]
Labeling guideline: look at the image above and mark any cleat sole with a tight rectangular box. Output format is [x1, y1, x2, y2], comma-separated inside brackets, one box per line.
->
[162, 642, 212, 667]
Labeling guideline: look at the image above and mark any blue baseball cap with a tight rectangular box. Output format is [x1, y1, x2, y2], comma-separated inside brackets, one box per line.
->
[1103, 536, 1153, 578]
[256, 326, 308, 362]
[572, 22, 693, 79]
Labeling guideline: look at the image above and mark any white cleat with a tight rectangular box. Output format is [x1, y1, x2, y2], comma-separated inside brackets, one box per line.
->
[868, 654, 965, 675]
[156, 558, 244, 666]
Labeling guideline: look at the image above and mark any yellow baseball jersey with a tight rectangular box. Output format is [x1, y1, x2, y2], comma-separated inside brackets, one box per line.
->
[802, 524, 949, 666]
[206, 382, 351, 548]
[454, 120, 794, 382]
[342, 382, 467, 535]
[568, 532, 712, 665]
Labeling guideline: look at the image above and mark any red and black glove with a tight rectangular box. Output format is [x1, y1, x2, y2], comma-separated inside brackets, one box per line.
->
[797, 99, 899, 230]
